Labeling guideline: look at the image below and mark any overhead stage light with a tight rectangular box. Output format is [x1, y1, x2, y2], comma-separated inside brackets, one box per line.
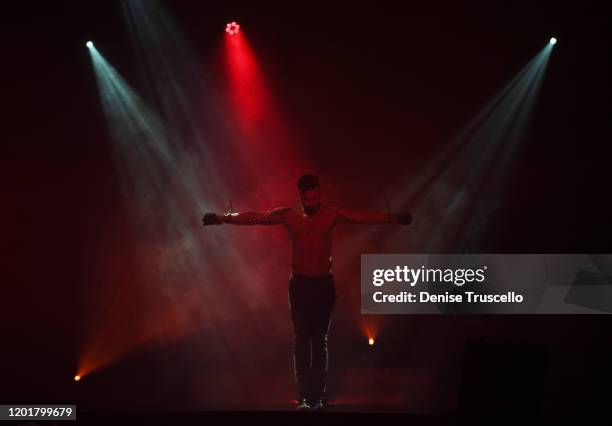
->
[549, 37, 557, 45]
[86, 41, 94, 49]
[226, 21, 240, 35]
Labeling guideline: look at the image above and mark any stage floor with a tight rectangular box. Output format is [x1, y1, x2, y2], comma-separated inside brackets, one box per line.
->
[75, 367, 460, 414]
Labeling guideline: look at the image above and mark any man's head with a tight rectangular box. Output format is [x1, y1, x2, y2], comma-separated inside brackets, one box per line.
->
[297, 174, 320, 216]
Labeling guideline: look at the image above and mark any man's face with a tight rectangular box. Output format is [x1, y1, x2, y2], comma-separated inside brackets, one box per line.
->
[300, 188, 320, 216]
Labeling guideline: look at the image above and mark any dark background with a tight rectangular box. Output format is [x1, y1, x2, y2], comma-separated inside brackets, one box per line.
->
[3, 0, 610, 417]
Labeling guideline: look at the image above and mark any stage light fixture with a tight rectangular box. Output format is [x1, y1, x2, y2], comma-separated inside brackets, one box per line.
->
[368, 338, 375, 346]
[549, 37, 557, 45]
[225, 21, 240, 35]
[74, 375, 81, 382]
[86, 41, 93, 49]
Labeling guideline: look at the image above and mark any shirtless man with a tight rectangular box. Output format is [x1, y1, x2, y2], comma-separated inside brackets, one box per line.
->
[202, 174, 412, 410]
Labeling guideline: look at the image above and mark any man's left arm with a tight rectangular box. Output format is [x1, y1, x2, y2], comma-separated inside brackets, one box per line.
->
[327, 206, 412, 225]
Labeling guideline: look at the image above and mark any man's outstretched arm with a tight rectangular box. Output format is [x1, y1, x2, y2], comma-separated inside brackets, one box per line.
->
[326, 206, 412, 225]
[202, 207, 288, 226]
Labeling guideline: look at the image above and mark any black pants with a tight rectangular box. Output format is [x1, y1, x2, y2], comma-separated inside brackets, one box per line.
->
[288, 272, 337, 401]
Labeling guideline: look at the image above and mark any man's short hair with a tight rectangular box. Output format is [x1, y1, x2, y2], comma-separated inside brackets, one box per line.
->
[297, 174, 320, 193]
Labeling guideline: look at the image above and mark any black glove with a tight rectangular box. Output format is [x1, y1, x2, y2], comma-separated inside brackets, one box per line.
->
[397, 212, 412, 225]
[202, 213, 222, 226]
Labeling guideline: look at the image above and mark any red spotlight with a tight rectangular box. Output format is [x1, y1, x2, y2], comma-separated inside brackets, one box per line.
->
[225, 21, 240, 35]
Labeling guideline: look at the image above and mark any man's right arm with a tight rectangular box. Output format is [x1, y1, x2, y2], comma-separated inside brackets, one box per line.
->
[202, 207, 288, 226]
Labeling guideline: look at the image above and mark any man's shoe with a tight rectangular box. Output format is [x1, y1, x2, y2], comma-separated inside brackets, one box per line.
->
[312, 398, 328, 411]
[295, 398, 312, 411]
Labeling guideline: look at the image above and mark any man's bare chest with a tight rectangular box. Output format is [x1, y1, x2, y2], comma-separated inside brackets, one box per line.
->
[285, 208, 335, 236]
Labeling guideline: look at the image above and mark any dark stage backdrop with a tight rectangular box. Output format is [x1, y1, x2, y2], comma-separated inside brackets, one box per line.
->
[3, 0, 609, 416]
